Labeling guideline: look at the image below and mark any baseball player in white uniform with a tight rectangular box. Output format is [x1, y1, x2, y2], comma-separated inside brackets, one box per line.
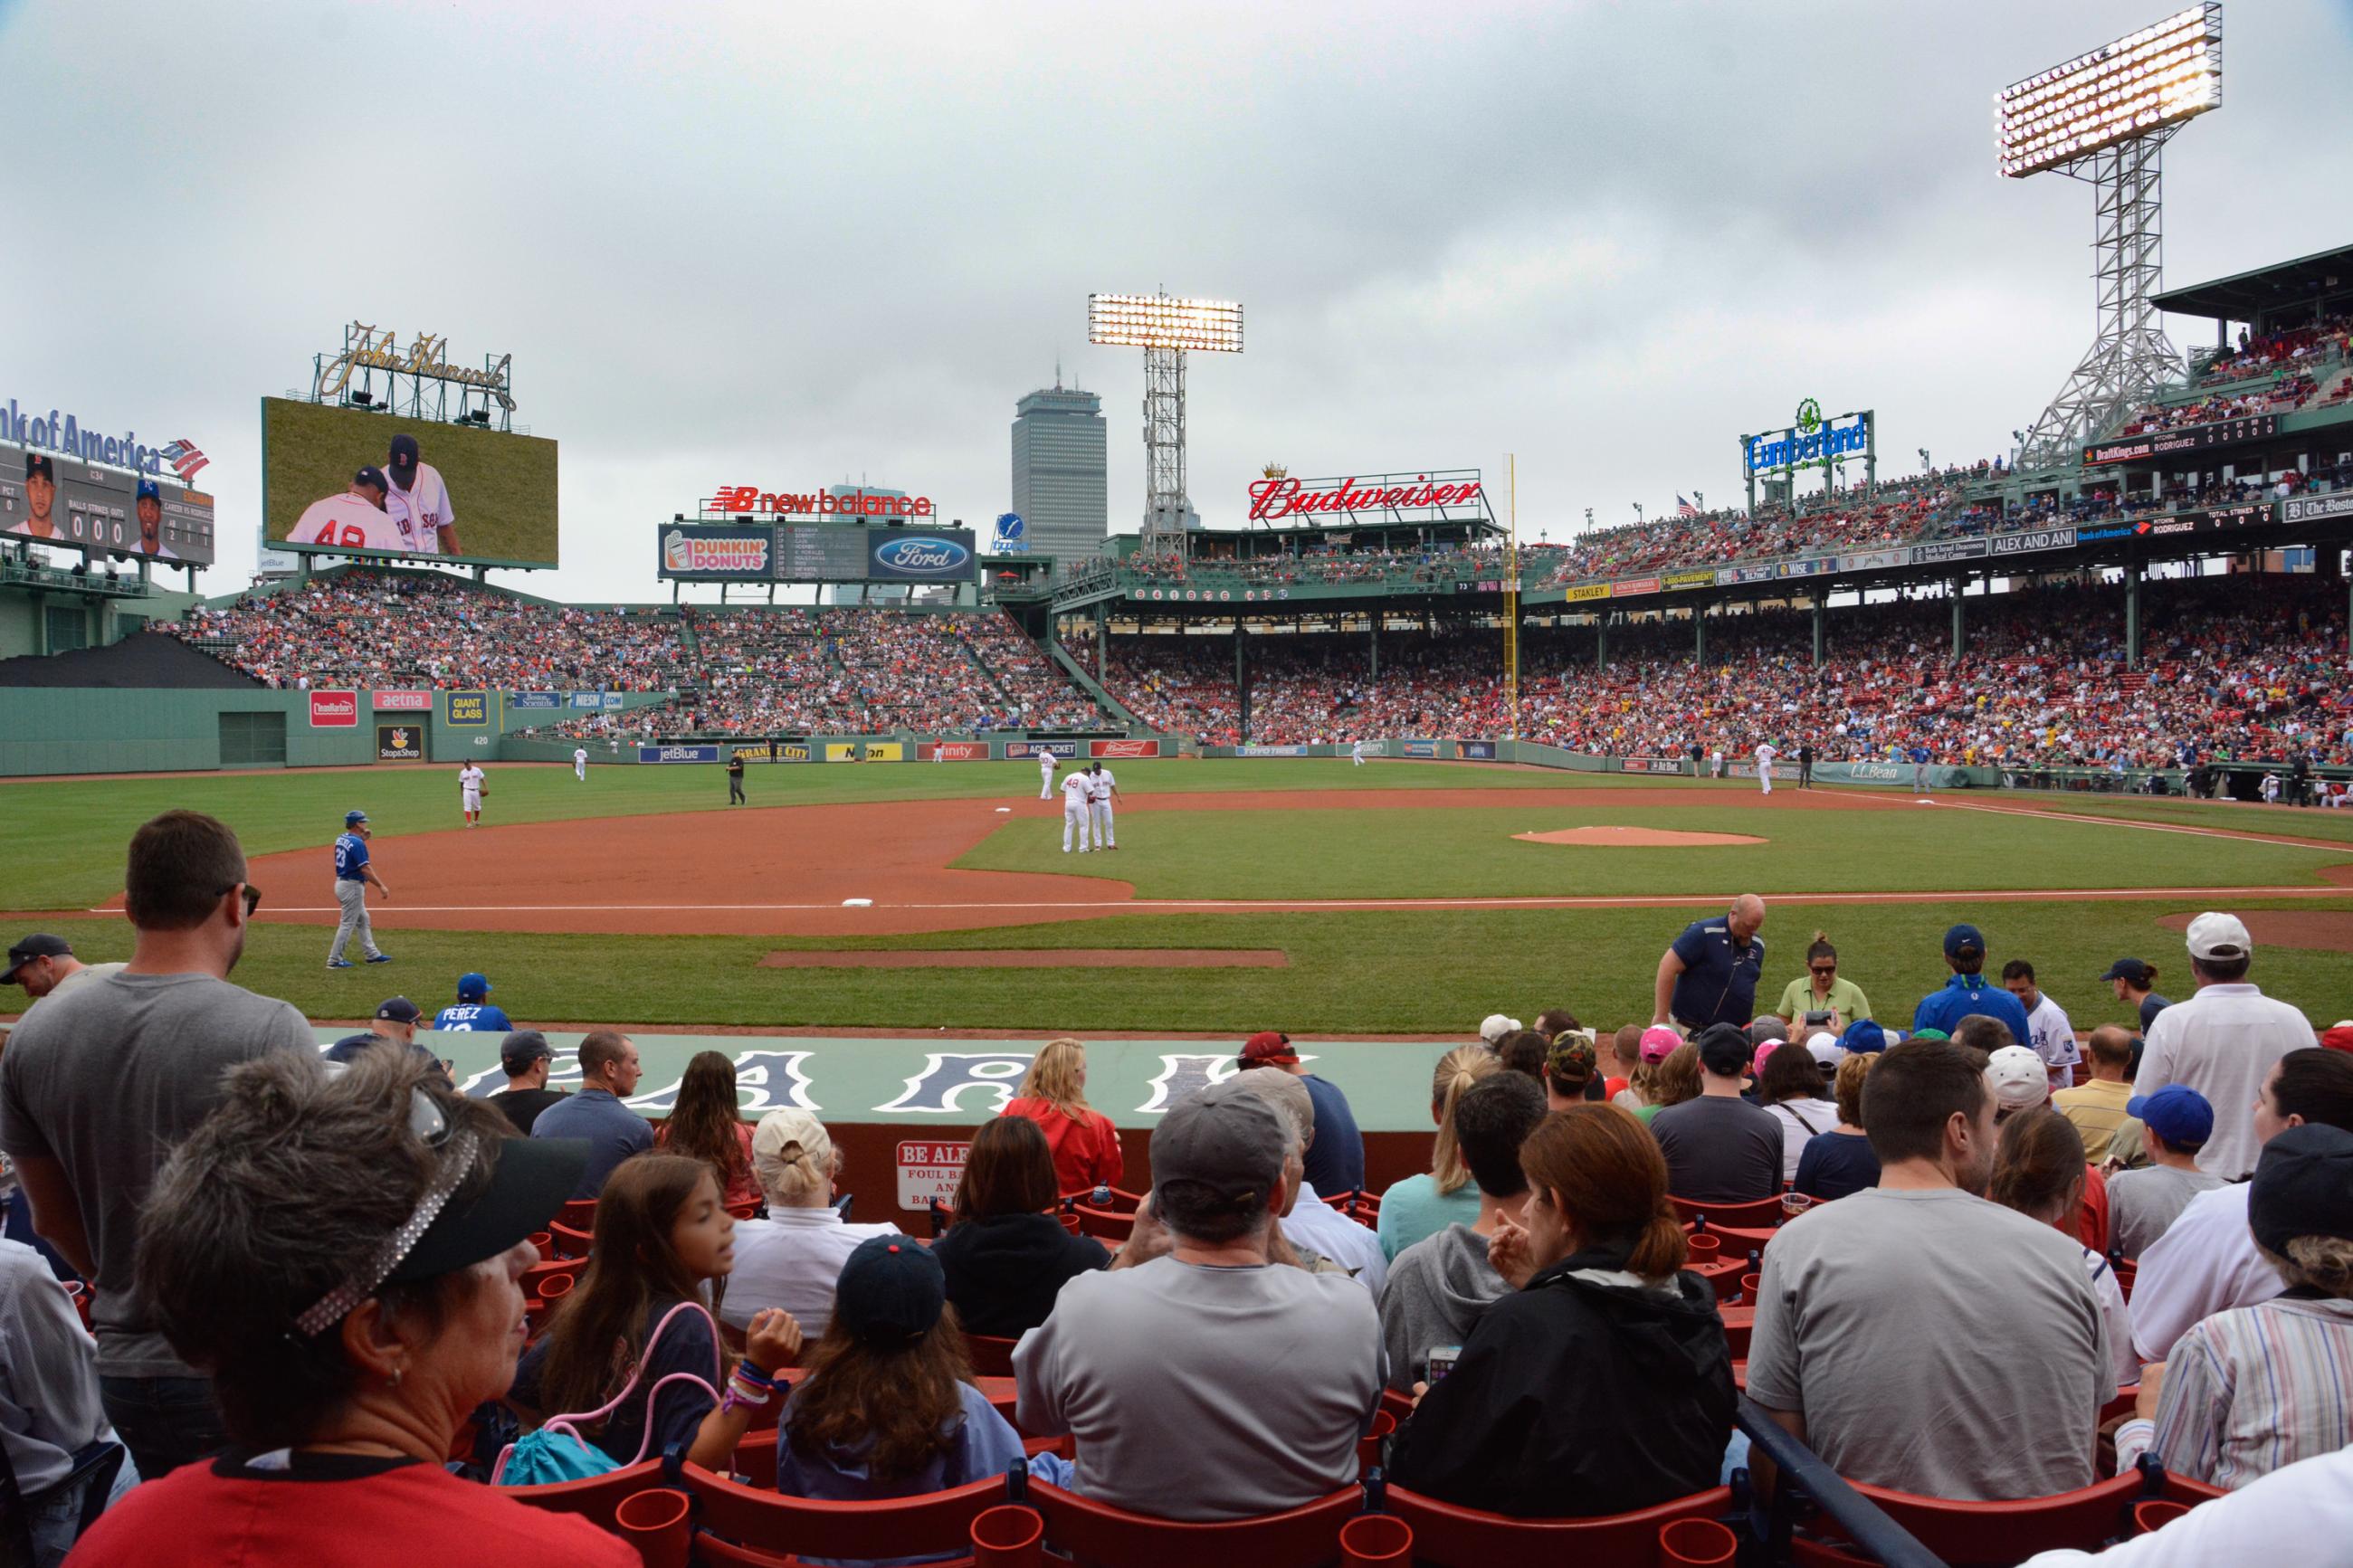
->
[1351, 739, 1367, 766]
[459, 762, 487, 826]
[2262, 772, 2282, 805]
[290, 467, 420, 551]
[1061, 767, 1095, 852]
[574, 746, 588, 782]
[1753, 740, 1778, 796]
[385, 434, 461, 556]
[1088, 762, 1119, 849]
[1038, 750, 1057, 800]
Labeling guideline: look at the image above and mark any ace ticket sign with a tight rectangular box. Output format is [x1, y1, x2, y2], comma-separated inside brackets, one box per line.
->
[895, 1140, 970, 1212]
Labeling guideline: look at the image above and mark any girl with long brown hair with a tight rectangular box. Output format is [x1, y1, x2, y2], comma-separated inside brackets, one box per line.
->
[1002, 1037, 1124, 1197]
[1989, 1107, 2139, 1391]
[1388, 1104, 1735, 1516]
[776, 1234, 1072, 1497]
[656, 1050, 757, 1212]
[932, 1115, 1109, 1337]
[1375, 1046, 1500, 1260]
[512, 1155, 800, 1471]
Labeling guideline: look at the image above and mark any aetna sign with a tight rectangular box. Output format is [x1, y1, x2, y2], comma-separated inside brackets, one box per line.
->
[1247, 473, 1483, 522]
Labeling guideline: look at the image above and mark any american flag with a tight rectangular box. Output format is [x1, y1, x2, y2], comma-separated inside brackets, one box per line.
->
[1675, 495, 1697, 518]
[159, 440, 209, 481]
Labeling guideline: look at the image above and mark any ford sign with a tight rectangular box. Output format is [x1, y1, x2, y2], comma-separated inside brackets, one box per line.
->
[870, 532, 977, 581]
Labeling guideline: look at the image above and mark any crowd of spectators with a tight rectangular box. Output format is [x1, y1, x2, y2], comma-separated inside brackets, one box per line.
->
[1100, 574, 2353, 768]
[2193, 315, 2351, 385]
[13, 826, 2350, 1562]
[2114, 372, 2324, 438]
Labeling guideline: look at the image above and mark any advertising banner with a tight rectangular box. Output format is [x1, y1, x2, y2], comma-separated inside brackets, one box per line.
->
[2195, 502, 2272, 531]
[1457, 740, 1498, 760]
[568, 690, 603, 708]
[639, 744, 720, 764]
[864, 742, 905, 761]
[1728, 563, 1774, 584]
[1623, 755, 1688, 774]
[918, 741, 991, 761]
[444, 690, 489, 727]
[1005, 740, 1081, 759]
[1728, 761, 1802, 781]
[509, 691, 561, 709]
[866, 529, 977, 584]
[1837, 547, 1910, 574]
[729, 744, 772, 763]
[2284, 494, 2353, 525]
[1776, 556, 1834, 579]
[1662, 569, 1715, 591]
[372, 689, 432, 711]
[895, 1140, 971, 1212]
[262, 396, 557, 568]
[1989, 527, 2076, 556]
[309, 690, 358, 727]
[2082, 413, 2278, 467]
[777, 742, 814, 762]
[824, 743, 860, 762]
[376, 723, 423, 760]
[1562, 583, 1611, 603]
[656, 523, 775, 580]
[1235, 744, 1308, 757]
[1400, 740, 1438, 758]
[1911, 538, 1990, 565]
[1615, 576, 1661, 597]
[0, 437, 219, 566]
[1090, 738, 1162, 758]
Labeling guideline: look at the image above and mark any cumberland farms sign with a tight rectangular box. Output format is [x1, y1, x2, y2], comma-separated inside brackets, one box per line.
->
[1246, 470, 1486, 523]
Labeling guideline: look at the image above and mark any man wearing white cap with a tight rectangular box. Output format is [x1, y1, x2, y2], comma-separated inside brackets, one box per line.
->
[2132, 913, 2318, 1180]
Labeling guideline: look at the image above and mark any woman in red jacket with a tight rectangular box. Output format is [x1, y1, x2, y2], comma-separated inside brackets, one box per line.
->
[1002, 1037, 1124, 1197]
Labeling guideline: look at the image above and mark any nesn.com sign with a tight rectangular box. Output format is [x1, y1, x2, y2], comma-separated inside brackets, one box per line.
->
[870, 532, 976, 581]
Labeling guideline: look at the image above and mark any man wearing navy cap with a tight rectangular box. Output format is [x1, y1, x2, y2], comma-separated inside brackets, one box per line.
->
[11, 451, 60, 538]
[322, 997, 444, 1082]
[2108, 1085, 2222, 1259]
[1910, 924, 2033, 1045]
[134, 478, 176, 559]
[385, 432, 462, 556]
[433, 972, 513, 1032]
[326, 810, 392, 969]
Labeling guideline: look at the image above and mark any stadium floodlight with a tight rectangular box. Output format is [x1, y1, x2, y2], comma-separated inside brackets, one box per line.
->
[1089, 293, 1244, 556]
[1996, 5, 2223, 179]
[2001, 4, 2222, 472]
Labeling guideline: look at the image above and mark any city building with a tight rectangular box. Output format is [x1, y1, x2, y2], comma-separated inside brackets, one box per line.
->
[1010, 380, 1107, 565]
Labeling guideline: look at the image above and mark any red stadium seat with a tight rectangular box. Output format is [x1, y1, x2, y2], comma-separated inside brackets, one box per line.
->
[558, 1198, 598, 1231]
[964, 1333, 1020, 1376]
[547, 1220, 595, 1259]
[1717, 1304, 1753, 1359]
[1021, 1478, 1366, 1568]
[503, 1459, 670, 1533]
[1383, 1483, 1733, 1567]
[1069, 1204, 1133, 1243]
[679, 1460, 1005, 1565]
[1789, 1469, 2223, 1566]
[1672, 1195, 1787, 1231]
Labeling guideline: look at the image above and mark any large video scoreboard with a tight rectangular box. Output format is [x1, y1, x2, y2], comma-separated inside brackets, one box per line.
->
[658, 522, 977, 584]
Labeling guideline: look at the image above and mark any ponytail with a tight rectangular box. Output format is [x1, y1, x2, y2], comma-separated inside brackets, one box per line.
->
[1519, 1105, 1689, 1281]
[1806, 930, 1835, 965]
[1428, 1046, 1500, 1195]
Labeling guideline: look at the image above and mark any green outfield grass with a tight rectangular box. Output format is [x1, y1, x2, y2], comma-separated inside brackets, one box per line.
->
[956, 802, 2353, 899]
[26, 895, 2353, 1037]
[1985, 793, 2353, 843]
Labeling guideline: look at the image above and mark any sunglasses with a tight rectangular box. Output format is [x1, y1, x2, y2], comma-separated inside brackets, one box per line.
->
[1810, 964, 1836, 975]
[217, 883, 262, 917]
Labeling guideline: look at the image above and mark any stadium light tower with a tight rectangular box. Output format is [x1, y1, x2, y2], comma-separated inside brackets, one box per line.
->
[1087, 293, 1243, 558]
[2001, 5, 2224, 470]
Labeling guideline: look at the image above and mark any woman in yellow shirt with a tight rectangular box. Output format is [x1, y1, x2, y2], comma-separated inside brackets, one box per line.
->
[1774, 930, 1872, 1032]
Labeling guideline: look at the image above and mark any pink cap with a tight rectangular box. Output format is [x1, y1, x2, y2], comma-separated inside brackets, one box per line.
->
[1751, 1038, 1788, 1077]
[1639, 1025, 1682, 1064]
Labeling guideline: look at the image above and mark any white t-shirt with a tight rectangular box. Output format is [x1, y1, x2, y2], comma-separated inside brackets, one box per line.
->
[719, 1209, 903, 1343]
[2134, 984, 2316, 1178]
[459, 765, 484, 797]
[387, 461, 455, 554]
[1062, 773, 1094, 811]
[1281, 1182, 1388, 1297]
[2018, 1446, 2353, 1568]
[2128, 1183, 2285, 1363]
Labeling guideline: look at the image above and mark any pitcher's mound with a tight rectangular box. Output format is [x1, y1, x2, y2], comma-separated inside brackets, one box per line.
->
[1514, 826, 1767, 848]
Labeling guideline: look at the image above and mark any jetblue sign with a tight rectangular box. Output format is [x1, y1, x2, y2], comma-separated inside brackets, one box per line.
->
[868, 529, 977, 583]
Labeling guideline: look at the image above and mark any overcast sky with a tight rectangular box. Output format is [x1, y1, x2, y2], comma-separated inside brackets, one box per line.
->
[4, 0, 2346, 601]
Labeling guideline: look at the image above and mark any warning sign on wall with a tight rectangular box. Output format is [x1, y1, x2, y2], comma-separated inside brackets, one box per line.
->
[896, 1140, 971, 1211]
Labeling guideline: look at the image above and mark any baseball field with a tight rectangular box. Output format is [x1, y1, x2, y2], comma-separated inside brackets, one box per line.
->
[5, 757, 2353, 1048]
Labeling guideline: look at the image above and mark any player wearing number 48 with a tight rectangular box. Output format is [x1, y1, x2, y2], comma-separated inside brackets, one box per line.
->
[287, 433, 462, 556]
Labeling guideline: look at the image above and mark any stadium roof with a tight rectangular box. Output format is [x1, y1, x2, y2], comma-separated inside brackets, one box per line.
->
[2153, 242, 2353, 322]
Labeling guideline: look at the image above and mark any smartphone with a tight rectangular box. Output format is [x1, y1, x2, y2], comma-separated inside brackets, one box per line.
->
[1425, 1345, 1461, 1383]
[1804, 1011, 1834, 1028]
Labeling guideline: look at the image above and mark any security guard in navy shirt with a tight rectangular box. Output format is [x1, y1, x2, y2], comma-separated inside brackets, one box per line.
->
[1911, 924, 2034, 1042]
[1653, 894, 1767, 1030]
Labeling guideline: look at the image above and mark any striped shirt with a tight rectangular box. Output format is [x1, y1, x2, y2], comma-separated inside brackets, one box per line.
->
[2118, 1295, 2353, 1488]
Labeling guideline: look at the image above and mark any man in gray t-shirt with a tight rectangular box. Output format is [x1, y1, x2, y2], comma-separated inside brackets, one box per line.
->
[1745, 1039, 2110, 1501]
[0, 813, 313, 1480]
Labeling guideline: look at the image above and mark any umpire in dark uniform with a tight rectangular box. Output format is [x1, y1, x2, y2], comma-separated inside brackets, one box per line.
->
[727, 751, 747, 805]
[1797, 743, 1815, 789]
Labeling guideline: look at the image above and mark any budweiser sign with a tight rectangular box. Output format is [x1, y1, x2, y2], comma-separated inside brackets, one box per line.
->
[1247, 471, 1483, 522]
[309, 690, 358, 727]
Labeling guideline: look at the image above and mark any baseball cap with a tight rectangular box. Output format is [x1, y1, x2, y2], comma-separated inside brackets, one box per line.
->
[1746, 1019, 1785, 1051]
[1943, 924, 1986, 960]
[834, 1235, 947, 1348]
[136, 477, 160, 502]
[499, 1031, 555, 1074]
[2321, 1025, 2353, 1056]
[1152, 1080, 1285, 1202]
[457, 972, 492, 1002]
[2127, 1085, 2215, 1151]
[386, 1132, 587, 1288]
[1693, 1022, 1752, 1079]
[1639, 1024, 1683, 1064]
[387, 434, 420, 476]
[1479, 1013, 1521, 1045]
[1546, 1038, 1597, 1088]
[376, 996, 422, 1024]
[1985, 1045, 2049, 1112]
[2185, 912, 2253, 965]
[1805, 1032, 1846, 1070]
[1841, 1018, 1889, 1055]
[2098, 957, 2153, 984]
[1237, 1030, 1300, 1068]
[1750, 1038, 1787, 1077]
[3, 934, 73, 984]
[24, 452, 52, 481]
[2249, 1124, 2353, 1258]
[346, 810, 368, 826]
[353, 465, 389, 494]
[752, 1107, 833, 1178]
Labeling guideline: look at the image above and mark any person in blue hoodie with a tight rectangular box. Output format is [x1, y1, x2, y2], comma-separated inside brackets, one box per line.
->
[775, 1235, 1069, 1564]
[1911, 924, 2034, 1045]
